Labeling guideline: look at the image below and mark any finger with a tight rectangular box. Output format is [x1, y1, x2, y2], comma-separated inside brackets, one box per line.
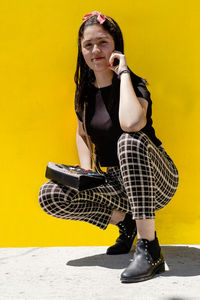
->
[112, 50, 122, 54]
[109, 53, 121, 66]
[109, 65, 119, 74]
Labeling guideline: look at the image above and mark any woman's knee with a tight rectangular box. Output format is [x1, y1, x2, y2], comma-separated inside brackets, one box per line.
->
[39, 181, 55, 211]
[117, 131, 149, 155]
[38, 180, 72, 214]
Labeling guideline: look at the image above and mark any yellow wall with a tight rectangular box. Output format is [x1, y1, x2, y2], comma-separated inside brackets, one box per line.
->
[0, 0, 199, 246]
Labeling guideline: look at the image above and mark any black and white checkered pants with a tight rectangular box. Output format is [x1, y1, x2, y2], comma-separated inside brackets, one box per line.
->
[39, 132, 179, 230]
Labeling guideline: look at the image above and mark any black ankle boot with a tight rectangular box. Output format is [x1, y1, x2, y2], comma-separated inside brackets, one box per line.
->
[120, 235, 165, 283]
[106, 213, 137, 255]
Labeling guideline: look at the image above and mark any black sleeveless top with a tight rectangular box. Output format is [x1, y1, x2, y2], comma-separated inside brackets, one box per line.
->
[76, 73, 162, 167]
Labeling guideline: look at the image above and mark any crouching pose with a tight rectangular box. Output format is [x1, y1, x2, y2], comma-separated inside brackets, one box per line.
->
[39, 11, 179, 283]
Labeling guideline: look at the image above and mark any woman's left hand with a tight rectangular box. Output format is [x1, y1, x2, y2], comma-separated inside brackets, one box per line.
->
[109, 51, 128, 75]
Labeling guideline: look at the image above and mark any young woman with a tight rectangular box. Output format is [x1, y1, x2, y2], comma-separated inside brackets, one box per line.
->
[39, 11, 179, 283]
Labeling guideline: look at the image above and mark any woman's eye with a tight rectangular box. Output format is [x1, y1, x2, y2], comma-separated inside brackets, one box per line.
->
[85, 43, 92, 48]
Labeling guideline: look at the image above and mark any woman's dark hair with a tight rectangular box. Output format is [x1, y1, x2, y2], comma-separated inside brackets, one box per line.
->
[74, 14, 147, 118]
[74, 15, 124, 115]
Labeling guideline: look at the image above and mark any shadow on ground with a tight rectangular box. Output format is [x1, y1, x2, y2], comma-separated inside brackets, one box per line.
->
[67, 246, 200, 277]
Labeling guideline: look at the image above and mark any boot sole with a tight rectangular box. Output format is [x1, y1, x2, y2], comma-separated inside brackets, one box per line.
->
[121, 262, 165, 283]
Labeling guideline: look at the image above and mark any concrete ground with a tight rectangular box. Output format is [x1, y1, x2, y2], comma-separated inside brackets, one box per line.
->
[0, 245, 200, 300]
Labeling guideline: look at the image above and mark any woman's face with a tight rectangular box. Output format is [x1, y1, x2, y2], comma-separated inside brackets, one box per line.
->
[81, 24, 115, 73]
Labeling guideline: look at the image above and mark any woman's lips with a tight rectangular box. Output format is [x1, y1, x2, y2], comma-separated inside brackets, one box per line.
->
[93, 57, 104, 61]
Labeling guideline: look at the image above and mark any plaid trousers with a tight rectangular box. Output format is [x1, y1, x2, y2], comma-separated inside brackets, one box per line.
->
[39, 132, 179, 229]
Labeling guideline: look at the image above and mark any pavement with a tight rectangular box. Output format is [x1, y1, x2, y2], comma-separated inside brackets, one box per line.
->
[0, 245, 200, 300]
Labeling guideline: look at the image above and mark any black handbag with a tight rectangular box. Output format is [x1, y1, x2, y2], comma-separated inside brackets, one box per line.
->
[45, 163, 106, 191]
[45, 102, 106, 191]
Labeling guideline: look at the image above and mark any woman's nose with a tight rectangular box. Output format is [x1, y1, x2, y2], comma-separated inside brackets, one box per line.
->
[92, 44, 100, 53]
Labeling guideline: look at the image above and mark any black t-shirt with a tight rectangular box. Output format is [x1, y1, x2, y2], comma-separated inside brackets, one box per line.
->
[76, 73, 162, 167]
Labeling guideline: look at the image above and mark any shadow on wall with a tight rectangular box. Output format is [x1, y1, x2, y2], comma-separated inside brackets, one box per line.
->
[67, 246, 200, 277]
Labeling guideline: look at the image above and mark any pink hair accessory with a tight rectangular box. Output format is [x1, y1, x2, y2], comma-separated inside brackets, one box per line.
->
[82, 11, 106, 24]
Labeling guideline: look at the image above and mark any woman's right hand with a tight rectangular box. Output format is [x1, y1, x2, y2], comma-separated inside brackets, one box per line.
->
[109, 51, 128, 75]
[74, 164, 93, 171]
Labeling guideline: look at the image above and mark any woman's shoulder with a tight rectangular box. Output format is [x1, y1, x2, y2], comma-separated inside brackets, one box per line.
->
[129, 70, 151, 102]
[130, 70, 148, 86]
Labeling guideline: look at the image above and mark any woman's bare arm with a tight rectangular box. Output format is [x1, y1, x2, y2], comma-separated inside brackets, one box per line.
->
[109, 51, 148, 132]
[119, 72, 148, 132]
[76, 118, 92, 169]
